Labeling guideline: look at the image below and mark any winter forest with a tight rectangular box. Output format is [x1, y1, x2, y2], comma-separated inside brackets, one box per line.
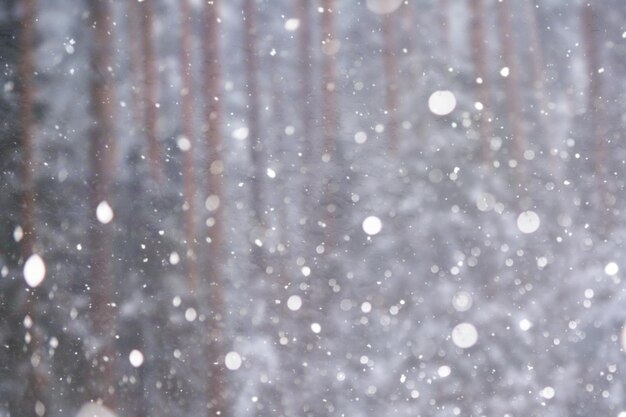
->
[1, 0, 626, 416]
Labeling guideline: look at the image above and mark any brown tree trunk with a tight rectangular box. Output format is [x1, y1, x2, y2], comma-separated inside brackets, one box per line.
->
[179, 0, 199, 292]
[19, 0, 36, 257]
[296, 0, 315, 196]
[126, 0, 144, 137]
[469, 0, 494, 164]
[581, 4, 606, 183]
[138, 0, 164, 183]
[320, 0, 340, 251]
[439, 0, 450, 59]
[243, 0, 265, 266]
[202, 2, 228, 416]
[321, 0, 338, 160]
[18, 1, 46, 416]
[87, 0, 118, 408]
[496, 0, 526, 180]
[381, 12, 400, 152]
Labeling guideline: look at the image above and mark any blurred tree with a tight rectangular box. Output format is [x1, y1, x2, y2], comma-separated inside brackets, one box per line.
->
[86, 0, 118, 407]
[179, 0, 200, 291]
[138, 0, 164, 183]
[202, 1, 229, 416]
[16, 0, 48, 416]
[243, 0, 265, 271]
[469, 0, 494, 163]
[496, 0, 526, 182]
[381, 11, 400, 152]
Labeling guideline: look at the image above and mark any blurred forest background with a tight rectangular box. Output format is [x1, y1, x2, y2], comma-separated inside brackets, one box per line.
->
[1, 0, 626, 416]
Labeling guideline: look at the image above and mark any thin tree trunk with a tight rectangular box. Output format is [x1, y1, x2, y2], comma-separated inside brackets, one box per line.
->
[581, 4, 606, 184]
[320, 0, 340, 251]
[581, 3, 611, 232]
[381, 13, 400, 152]
[321, 0, 338, 160]
[179, 0, 199, 292]
[496, 0, 525, 180]
[296, 0, 315, 205]
[439, 0, 450, 59]
[127, 0, 144, 137]
[18, 1, 46, 416]
[243, 0, 265, 265]
[202, 1, 228, 416]
[19, 0, 36, 257]
[88, 0, 118, 407]
[469, 0, 494, 164]
[524, 1, 559, 168]
[138, 0, 164, 182]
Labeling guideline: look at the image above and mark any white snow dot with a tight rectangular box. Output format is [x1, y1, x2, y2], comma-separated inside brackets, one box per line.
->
[96, 201, 114, 224]
[452, 291, 472, 312]
[287, 295, 302, 311]
[177, 136, 191, 152]
[76, 403, 118, 417]
[310, 322, 321, 333]
[24, 254, 46, 288]
[428, 90, 457, 116]
[361, 301, 372, 313]
[362, 216, 382, 235]
[437, 365, 451, 378]
[519, 318, 532, 331]
[184, 307, 197, 322]
[618, 412, 626, 417]
[452, 322, 478, 349]
[232, 126, 249, 140]
[366, 0, 403, 14]
[284, 18, 300, 31]
[13, 225, 23, 242]
[266, 168, 276, 178]
[169, 252, 180, 265]
[500, 66, 510, 77]
[205, 195, 221, 211]
[301, 266, 311, 277]
[354, 131, 367, 144]
[225, 351, 242, 370]
[605, 262, 619, 276]
[129, 349, 144, 367]
[35, 400, 45, 417]
[540, 386, 555, 399]
[517, 210, 540, 234]
[537, 256, 548, 268]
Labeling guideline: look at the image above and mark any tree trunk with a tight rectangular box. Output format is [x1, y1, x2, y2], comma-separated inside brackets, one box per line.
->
[320, 0, 340, 251]
[496, 0, 526, 181]
[18, 0, 36, 257]
[381, 12, 400, 152]
[469, 0, 494, 164]
[321, 0, 338, 160]
[439, 0, 450, 59]
[202, 1, 228, 416]
[87, 0, 118, 407]
[138, 0, 164, 183]
[296, 0, 316, 210]
[18, 1, 47, 416]
[581, 4, 606, 184]
[126, 0, 144, 138]
[581, 3, 611, 231]
[179, 0, 199, 292]
[242, 0, 265, 266]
